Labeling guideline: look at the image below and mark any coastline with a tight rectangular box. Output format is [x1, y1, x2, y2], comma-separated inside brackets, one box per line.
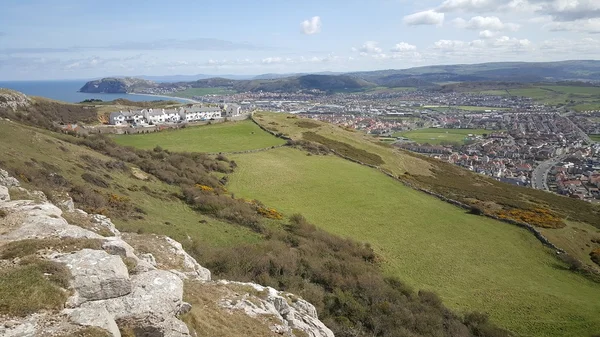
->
[129, 93, 199, 103]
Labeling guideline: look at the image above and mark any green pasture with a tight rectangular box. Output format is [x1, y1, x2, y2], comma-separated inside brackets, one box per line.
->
[227, 146, 600, 337]
[111, 120, 286, 153]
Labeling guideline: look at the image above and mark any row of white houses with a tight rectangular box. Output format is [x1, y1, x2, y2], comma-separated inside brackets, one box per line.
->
[109, 104, 242, 126]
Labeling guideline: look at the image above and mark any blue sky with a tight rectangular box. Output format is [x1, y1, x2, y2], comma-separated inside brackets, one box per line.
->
[1, 0, 599, 80]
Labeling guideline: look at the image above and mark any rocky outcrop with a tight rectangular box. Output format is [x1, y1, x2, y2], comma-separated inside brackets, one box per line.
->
[79, 77, 157, 94]
[0, 89, 31, 111]
[219, 280, 335, 337]
[0, 169, 333, 337]
[54, 249, 132, 306]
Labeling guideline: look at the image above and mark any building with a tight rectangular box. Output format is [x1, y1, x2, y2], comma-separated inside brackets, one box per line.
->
[108, 105, 224, 125]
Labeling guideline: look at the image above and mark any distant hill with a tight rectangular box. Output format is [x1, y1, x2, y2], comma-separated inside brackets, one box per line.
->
[82, 74, 376, 94]
[80, 60, 600, 95]
[79, 77, 158, 93]
[349, 60, 600, 83]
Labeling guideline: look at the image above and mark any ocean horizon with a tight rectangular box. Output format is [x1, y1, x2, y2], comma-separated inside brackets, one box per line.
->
[0, 80, 191, 104]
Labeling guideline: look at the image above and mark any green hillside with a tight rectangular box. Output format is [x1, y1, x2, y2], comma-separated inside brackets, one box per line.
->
[111, 120, 286, 153]
[0, 120, 259, 248]
[227, 147, 600, 337]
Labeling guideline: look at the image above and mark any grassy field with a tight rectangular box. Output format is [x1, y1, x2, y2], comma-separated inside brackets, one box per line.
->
[227, 147, 600, 337]
[395, 128, 489, 145]
[169, 87, 237, 98]
[591, 134, 600, 142]
[111, 120, 286, 153]
[253, 112, 431, 177]
[0, 120, 260, 249]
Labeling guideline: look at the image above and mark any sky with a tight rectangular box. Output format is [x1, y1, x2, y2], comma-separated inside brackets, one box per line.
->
[1, 0, 599, 80]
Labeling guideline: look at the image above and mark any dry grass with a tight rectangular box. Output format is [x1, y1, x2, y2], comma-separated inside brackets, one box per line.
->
[62, 211, 114, 237]
[0, 238, 104, 259]
[181, 281, 280, 337]
[0, 258, 70, 316]
[57, 327, 112, 337]
[121, 233, 185, 271]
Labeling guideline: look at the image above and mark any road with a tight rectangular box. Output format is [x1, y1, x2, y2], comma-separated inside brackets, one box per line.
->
[531, 156, 565, 191]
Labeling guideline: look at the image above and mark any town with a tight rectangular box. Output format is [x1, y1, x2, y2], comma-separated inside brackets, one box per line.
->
[110, 87, 600, 202]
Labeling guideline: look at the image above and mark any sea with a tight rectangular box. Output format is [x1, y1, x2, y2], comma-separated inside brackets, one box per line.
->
[0, 80, 192, 103]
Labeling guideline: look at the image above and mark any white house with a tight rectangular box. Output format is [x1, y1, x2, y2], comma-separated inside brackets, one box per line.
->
[108, 105, 224, 125]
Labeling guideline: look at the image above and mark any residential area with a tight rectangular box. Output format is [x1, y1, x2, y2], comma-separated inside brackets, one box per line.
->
[108, 104, 242, 126]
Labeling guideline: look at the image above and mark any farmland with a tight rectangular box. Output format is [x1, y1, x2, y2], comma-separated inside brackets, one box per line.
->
[111, 119, 286, 153]
[227, 146, 600, 337]
[395, 128, 489, 145]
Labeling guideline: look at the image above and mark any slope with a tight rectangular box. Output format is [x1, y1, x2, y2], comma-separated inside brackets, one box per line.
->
[0, 119, 260, 248]
[227, 146, 600, 337]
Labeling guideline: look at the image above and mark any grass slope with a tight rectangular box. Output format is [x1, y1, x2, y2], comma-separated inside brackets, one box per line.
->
[0, 120, 259, 249]
[111, 120, 286, 153]
[253, 112, 431, 177]
[227, 147, 600, 337]
[395, 128, 489, 145]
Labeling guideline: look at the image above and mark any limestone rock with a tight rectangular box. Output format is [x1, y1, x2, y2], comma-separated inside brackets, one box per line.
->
[63, 307, 119, 337]
[0, 185, 9, 201]
[0, 169, 20, 188]
[0, 200, 103, 241]
[139, 253, 157, 267]
[218, 280, 335, 337]
[102, 237, 156, 273]
[165, 236, 211, 281]
[91, 214, 120, 236]
[80, 270, 190, 336]
[55, 249, 132, 306]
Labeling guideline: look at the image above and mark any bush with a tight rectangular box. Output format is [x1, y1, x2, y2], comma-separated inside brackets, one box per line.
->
[591, 248, 600, 266]
[469, 206, 484, 215]
[81, 173, 110, 188]
[189, 215, 512, 337]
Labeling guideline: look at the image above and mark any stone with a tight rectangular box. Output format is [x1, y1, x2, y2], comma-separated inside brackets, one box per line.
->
[0, 185, 9, 202]
[102, 237, 156, 273]
[165, 236, 211, 281]
[0, 314, 40, 337]
[63, 307, 119, 337]
[177, 302, 192, 315]
[0, 201, 103, 241]
[218, 280, 334, 337]
[57, 196, 75, 212]
[139, 253, 157, 267]
[81, 270, 184, 318]
[54, 249, 132, 306]
[91, 214, 120, 236]
[0, 169, 20, 188]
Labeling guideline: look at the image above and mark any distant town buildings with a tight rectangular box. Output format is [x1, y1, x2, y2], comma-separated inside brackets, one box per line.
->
[108, 104, 241, 126]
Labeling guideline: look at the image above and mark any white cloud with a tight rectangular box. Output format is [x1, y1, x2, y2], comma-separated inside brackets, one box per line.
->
[391, 42, 417, 52]
[534, 0, 600, 21]
[438, 0, 506, 12]
[301, 16, 322, 35]
[403, 10, 445, 26]
[354, 41, 383, 54]
[479, 30, 496, 38]
[433, 39, 468, 51]
[453, 16, 520, 31]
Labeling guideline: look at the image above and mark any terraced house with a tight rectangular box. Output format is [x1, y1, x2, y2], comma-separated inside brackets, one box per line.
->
[108, 104, 240, 125]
